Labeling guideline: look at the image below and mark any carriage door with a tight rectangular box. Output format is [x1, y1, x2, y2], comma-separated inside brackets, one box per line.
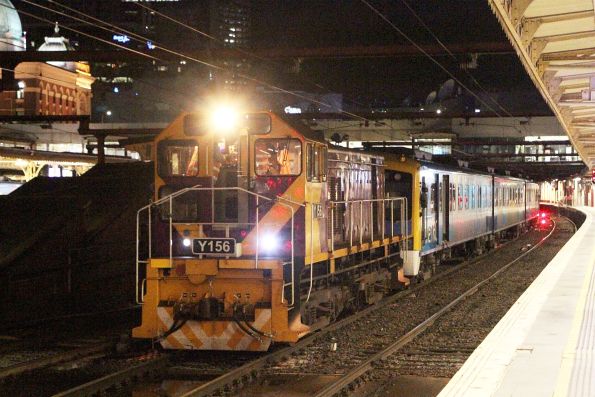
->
[421, 176, 427, 242]
[442, 174, 449, 242]
[433, 173, 439, 245]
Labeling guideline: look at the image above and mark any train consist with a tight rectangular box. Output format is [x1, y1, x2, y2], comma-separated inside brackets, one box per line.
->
[132, 109, 540, 351]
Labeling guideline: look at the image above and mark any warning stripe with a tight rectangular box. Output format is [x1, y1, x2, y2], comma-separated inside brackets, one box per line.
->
[157, 307, 272, 351]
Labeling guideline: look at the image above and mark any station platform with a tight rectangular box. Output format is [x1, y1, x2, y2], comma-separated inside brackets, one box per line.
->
[438, 206, 595, 397]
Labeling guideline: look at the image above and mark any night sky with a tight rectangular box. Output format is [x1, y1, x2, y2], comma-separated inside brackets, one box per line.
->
[13, 0, 548, 114]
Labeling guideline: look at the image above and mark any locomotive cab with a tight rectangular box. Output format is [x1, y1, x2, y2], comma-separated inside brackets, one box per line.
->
[133, 110, 311, 351]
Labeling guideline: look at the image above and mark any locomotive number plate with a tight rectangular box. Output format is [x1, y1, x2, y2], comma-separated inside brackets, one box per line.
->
[192, 238, 237, 256]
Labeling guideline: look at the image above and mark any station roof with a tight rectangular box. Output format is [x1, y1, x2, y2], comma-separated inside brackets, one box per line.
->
[489, 0, 595, 169]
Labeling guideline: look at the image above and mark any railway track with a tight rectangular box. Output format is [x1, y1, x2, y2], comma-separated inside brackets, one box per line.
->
[32, 239, 492, 397]
[175, 221, 560, 397]
[312, 219, 562, 397]
[317, 216, 573, 397]
[0, 341, 112, 381]
[36, 219, 570, 397]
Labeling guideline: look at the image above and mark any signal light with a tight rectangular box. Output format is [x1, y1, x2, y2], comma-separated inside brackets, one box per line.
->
[541, 219, 547, 225]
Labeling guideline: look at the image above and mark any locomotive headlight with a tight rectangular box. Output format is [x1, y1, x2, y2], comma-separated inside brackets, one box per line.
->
[260, 233, 280, 254]
[210, 105, 238, 134]
[183, 238, 192, 247]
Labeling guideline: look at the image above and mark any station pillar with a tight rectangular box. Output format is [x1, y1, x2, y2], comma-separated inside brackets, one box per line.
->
[96, 134, 106, 165]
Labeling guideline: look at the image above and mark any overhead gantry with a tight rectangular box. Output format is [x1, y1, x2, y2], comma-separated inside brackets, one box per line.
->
[488, 0, 595, 169]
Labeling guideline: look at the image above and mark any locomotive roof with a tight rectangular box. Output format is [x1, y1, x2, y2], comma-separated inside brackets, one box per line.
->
[277, 113, 535, 183]
[279, 114, 326, 143]
[420, 160, 535, 182]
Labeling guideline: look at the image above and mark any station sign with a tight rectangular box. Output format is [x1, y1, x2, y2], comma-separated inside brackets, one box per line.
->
[112, 34, 131, 44]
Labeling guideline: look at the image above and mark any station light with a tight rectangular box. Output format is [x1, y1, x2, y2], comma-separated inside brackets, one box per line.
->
[106, 110, 112, 117]
[436, 108, 442, 114]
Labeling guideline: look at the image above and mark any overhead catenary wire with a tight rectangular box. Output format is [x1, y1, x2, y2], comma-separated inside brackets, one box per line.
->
[132, 1, 331, 93]
[0, 1, 210, 113]
[360, 0, 507, 120]
[398, 0, 523, 120]
[0, 2, 161, 62]
[0, 37, 25, 50]
[11, 0, 385, 130]
[130, 1, 395, 128]
[0, 64, 190, 115]
[45, 0, 369, 113]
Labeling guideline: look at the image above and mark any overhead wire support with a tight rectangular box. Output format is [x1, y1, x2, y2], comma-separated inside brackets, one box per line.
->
[131, 1, 361, 100]
[360, 0, 505, 119]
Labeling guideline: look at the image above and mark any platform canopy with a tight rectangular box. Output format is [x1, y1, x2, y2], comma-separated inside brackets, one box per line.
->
[489, 0, 595, 169]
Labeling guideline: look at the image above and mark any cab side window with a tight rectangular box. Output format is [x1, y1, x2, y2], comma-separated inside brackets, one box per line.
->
[307, 143, 315, 181]
[307, 143, 327, 182]
[320, 146, 327, 181]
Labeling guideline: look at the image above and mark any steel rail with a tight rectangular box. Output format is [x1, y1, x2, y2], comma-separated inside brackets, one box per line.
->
[313, 218, 559, 397]
[0, 343, 112, 380]
[51, 355, 169, 397]
[177, 226, 530, 397]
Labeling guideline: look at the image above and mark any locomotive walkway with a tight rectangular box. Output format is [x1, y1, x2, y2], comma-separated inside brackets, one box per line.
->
[439, 206, 595, 397]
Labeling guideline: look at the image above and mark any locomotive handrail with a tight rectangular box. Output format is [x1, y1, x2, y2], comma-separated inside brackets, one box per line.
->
[147, 185, 305, 208]
[135, 185, 301, 305]
[328, 197, 408, 253]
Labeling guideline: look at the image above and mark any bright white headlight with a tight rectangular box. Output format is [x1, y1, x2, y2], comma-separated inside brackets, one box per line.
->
[183, 238, 191, 247]
[260, 233, 280, 254]
[210, 105, 238, 133]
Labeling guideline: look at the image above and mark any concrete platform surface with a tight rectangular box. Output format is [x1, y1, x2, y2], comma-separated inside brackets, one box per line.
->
[439, 207, 595, 397]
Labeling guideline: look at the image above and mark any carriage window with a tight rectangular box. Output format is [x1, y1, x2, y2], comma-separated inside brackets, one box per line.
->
[158, 141, 199, 177]
[255, 139, 302, 176]
[458, 184, 463, 210]
[450, 183, 456, 211]
[470, 186, 475, 209]
[465, 185, 469, 209]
